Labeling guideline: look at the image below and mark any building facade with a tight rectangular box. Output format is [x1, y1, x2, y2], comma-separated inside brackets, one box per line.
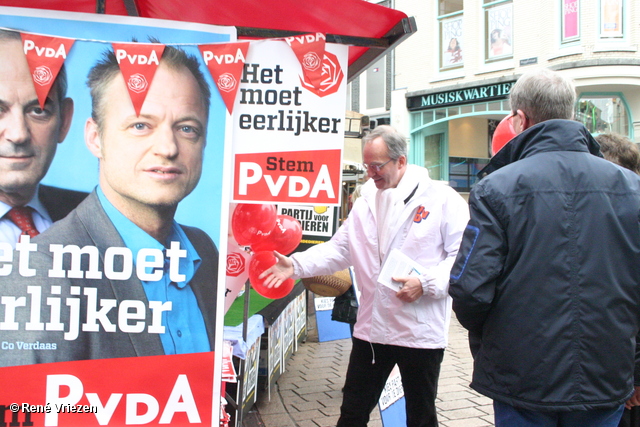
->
[350, 0, 640, 194]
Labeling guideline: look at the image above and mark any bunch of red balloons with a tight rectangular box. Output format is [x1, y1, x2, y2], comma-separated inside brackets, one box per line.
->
[231, 203, 302, 299]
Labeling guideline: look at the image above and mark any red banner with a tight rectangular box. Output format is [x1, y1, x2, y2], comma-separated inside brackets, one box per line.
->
[20, 33, 75, 109]
[234, 149, 341, 204]
[111, 43, 166, 116]
[199, 42, 250, 114]
[0, 352, 215, 426]
[283, 33, 326, 93]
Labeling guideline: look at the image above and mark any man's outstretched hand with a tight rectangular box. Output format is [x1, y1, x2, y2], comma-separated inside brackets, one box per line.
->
[259, 251, 294, 288]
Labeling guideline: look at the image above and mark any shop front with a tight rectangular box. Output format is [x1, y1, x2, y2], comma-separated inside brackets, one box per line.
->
[558, 61, 640, 142]
[405, 63, 640, 198]
[406, 78, 517, 197]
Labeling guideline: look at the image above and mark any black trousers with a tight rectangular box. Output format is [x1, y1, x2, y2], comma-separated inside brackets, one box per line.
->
[619, 406, 640, 427]
[336, 337, 444, 427]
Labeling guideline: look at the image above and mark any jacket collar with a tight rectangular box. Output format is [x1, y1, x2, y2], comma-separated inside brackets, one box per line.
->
[479, 119, 603, 178]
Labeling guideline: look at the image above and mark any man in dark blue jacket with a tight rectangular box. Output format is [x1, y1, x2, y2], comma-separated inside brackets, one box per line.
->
[450, 67, 640, 426]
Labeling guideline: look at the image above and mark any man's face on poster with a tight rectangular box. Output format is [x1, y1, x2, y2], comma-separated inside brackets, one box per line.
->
[0, 38, 73, 205]
[86, 61, 207, 215]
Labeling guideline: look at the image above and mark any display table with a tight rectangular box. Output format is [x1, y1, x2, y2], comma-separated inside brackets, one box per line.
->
[255, 281, 307, 390]
[223, 281, 307, 421]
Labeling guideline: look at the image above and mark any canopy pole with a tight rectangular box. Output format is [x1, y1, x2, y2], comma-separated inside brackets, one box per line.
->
[123, 0, 139, 16]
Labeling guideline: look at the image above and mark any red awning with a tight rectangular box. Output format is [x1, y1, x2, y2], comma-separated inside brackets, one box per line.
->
[3, 0, 416, 81]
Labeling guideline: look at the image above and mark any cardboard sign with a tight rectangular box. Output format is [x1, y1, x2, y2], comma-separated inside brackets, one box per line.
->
[231, 40, 347, 205]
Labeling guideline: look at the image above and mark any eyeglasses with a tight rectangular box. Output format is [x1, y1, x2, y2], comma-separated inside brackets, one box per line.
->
[363, 159, 393, 173]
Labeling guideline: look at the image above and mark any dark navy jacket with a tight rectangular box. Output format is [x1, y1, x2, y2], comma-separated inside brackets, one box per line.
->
[450, 119, 640, 411]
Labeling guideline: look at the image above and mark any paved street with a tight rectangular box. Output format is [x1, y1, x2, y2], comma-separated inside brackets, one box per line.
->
[247, 313, 495, 427]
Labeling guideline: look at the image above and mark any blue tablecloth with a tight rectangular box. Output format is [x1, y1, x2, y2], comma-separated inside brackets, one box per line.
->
[223, 314, 265, 359]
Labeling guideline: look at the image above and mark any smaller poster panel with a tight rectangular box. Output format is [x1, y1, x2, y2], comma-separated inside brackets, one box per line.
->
[231, 40, 348, 206]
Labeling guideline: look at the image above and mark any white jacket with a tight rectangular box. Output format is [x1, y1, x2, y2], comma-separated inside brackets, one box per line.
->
[292, 165, 469, 348]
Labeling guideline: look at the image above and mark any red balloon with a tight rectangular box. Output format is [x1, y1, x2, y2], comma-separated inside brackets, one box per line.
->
[249, 251, 295, 299]
[492, 114, 517, 155]
[231, 203, 277, 246]
[250, 215, 302, 255]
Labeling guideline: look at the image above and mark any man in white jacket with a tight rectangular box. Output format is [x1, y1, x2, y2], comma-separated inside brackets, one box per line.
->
[262, 125, 469, 427]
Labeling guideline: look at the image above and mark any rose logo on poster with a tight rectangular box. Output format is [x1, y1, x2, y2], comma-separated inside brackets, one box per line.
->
[300, 51, 343, 97]
[226, 252, 246, 277]
[217, 73, 237, 92]
[302, 52, 321, 71]
[33, 65, 53, 86]
[128, 73, 148, 93]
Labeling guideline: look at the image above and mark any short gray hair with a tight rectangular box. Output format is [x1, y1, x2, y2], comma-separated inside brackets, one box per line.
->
[362, 125, 407, 160]
[509, 68, 576, 124]
[86, 41, 210, 134]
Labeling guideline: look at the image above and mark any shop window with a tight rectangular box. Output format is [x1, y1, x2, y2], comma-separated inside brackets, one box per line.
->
[576, 94, 630, 136]
[561, 0, 580, 44]
[484, 0, 513, 62]
[449, 157, 490, 192]
[439, 0, 464, 72]
[488, 101, 502, 111]
[424, 133, 444, 180]
[600, 0, 623, 39]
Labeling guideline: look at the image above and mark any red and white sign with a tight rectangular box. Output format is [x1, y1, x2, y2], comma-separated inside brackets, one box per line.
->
[284, 33, 326, 94]
[234, 149, 341, 204]
[0, 352, 215, 426]
[199, 42, 250, 113]
[111, 42, 166, 116]
[231, 40, 347, 205]
[20, 33, 75, 109]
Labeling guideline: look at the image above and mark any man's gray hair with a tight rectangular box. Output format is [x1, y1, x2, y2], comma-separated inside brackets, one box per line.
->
[362, 125, 408, 160]
[86, 41, 210, 133]
[509, 68, 576, 124]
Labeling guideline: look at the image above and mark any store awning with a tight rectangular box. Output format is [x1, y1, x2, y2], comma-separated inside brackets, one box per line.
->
[6, 0, 417, 81]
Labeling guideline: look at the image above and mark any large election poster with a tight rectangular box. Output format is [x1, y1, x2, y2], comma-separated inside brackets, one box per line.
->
[0, 6, 235, 426]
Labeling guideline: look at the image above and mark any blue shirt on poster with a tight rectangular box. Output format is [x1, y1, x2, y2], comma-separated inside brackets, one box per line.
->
[97, 187, 210, 354]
